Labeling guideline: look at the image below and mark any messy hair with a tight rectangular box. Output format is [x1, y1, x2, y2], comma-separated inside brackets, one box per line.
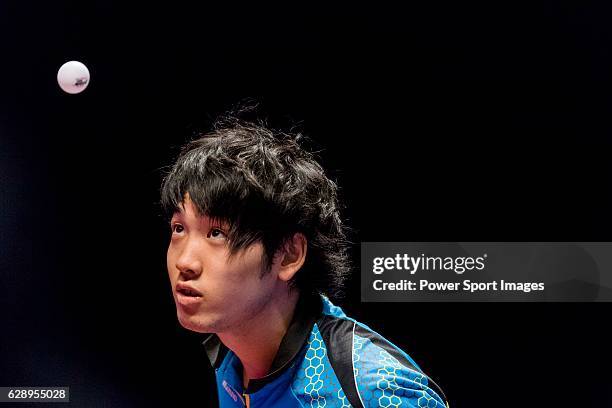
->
[159, 117, 350, 298]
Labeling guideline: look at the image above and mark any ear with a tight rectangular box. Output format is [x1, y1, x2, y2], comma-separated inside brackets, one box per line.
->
[276, 233, 307, 282]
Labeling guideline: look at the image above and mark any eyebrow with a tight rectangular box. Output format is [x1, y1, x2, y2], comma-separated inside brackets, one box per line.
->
[169, 210, 183, 222]
[170, 204, 226, 226]
[170, 208, 212, 222]
[172, 202, 187, 215]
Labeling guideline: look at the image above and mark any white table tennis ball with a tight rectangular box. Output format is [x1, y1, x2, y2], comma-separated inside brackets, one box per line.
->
[57, 61, 90, 94]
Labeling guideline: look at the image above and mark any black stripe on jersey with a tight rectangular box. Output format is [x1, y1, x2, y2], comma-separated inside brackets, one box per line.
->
[317, 315, 364, 408]
[353, 324, 421, 372]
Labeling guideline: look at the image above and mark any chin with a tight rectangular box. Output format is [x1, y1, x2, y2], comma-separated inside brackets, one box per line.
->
[177, 312, 216, 333]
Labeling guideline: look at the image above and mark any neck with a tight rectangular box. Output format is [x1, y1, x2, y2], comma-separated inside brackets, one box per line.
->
[218, 287, 301, 389]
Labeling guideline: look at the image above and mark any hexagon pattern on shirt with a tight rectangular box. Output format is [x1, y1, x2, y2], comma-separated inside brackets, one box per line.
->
[293, 324, 351, 408]
[352, 334, 443, 408]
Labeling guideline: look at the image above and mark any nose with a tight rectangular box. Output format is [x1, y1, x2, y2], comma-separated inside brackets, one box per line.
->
[174, 239, 203, 279]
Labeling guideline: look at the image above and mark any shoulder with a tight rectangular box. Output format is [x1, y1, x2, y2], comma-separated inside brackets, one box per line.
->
[349, 321, 447, 408]
[313, 298, 448, 408]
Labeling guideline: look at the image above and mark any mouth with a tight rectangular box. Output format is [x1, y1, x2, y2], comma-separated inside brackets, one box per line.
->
[177, 288, 202, 297]
[175, 283, 203, 298]
[175, 284, 203, 308]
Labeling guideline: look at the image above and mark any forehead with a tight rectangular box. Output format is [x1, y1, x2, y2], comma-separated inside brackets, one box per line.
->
[171, 194, 201, 219]
[171, 194, 229, 226]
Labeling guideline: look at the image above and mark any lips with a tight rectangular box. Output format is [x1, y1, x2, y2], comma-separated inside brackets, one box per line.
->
[176, 282, 203, 297]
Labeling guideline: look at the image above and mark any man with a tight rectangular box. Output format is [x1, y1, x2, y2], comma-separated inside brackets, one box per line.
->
[161, 117, 448, 407]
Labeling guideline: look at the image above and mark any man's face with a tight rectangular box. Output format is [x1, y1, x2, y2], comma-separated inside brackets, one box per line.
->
[167, 193, 279, 334]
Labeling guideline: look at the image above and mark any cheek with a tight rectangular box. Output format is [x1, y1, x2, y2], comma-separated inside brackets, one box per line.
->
[209, 252, 266, 292]
[228, 249, 266, 281]
[166, 247, 178, 280]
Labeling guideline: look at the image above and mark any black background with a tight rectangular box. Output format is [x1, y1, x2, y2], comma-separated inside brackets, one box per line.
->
[1, 1, 612, 407]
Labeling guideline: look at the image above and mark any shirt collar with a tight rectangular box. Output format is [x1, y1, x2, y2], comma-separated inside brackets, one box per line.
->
[202, 293, 322, 390]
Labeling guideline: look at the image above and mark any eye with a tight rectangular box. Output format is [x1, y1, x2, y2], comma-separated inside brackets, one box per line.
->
[171, 223, 184, 234]
[207, 227, 227, 240]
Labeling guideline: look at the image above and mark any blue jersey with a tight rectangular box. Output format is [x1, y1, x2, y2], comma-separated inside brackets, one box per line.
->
[202, 295, 448, 408]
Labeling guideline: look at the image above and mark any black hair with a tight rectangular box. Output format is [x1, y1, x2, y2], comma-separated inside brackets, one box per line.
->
[159, 116, 351, 299]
